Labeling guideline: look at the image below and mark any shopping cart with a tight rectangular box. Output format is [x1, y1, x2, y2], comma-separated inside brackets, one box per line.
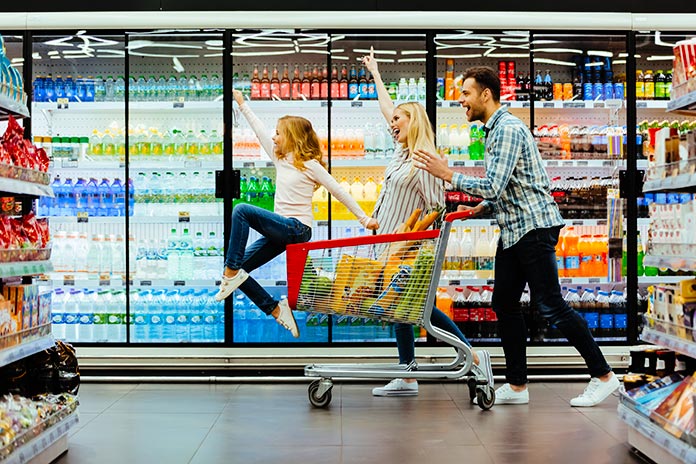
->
[286, 210, 495, 410]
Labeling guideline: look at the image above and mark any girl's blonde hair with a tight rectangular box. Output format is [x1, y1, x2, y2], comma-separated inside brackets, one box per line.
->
[395, 102, 437, 174]
[277, 115, 327, 172]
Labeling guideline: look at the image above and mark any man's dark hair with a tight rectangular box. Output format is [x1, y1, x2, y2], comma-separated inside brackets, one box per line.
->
[463, 66, 501, 103]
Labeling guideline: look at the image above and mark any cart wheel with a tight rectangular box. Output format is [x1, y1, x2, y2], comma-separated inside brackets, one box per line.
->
[308, 380, 332, 408]
[476, 387, 495, 410]
[468, 378, 478, 402]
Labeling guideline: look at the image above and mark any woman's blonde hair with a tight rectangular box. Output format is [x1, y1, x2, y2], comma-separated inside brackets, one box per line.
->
[395, 102, 437, 155]
[276, 115, 327, 172]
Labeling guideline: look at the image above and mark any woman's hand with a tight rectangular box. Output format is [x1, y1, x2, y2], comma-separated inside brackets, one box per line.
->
[361, 46, 379, 76]
[365, 218, 379, 231]
[232, 89, 245, 106]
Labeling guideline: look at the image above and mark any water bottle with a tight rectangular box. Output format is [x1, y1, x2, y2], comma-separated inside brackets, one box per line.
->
[104, 75, 115, 101]
[177, 75, 188, 100]
[112, 234, 126, 278]
[408, 78, 418, 101]
[61, 178, 75, 216]
[77, 290, 94, 341]
[187, 290, 205, 342]
[85, 75, 95, 102]
[187, 75, 198, 101]
[93, 76, 105, 102]
[199, 74, 210, 100]
[132, 289, 148, 342]
[98, 178, 114, 216]
[363, 124, 374, 160]
[85, 178, 99, 216]
[51, 289, 66, 340]
[167, 75, 178, 101]
[178, 229, 194, 280]
[211, 290, 225, 342]
[114, 75, 125, 101]
[417, 77, 426, 101]
[202, 290, 218, 342]
[156, 75, 166, 101]
[233, 294, 248, 343]
[148, 290, 165, 342]
[210, 74, 221, 99]
[166, 228, 180, 280]
[127, 178, 135, 217]
[63, 289, 81, 342]
[33, 76, 45, 102]
[75, 76, 86, 102]
[92, 289, 111, 342]
[111, 178, 125, 216]
[64, 75, 76, 101]
[54, 75, 65, 99]
[100, 234, 113, 276]
[145, 75, 156, 101]
[108, 289, 126, 342]
[135, 76, 146, 101]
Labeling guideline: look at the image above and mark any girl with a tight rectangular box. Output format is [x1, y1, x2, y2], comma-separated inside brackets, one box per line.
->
[216, 90, 379, 339]
[361, 49, 492, 396]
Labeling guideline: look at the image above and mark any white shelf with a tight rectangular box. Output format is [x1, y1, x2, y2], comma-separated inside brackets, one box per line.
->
[618, 403, 696, 464]
[667, 91, 696, 115]
[636, 100, 671, 110]
[245, 100, 382, 110]
[0, 177, 53, 197]
[644, 255, 696, 273]
[0, 260, 53, 279]
[639, 276, 695, 285]
[641, 327, 696, 359]
[0, 335, 54, 369]
[643, 173, 696, 193]
[48, 215, 221, 224]
[51, 159, 222, 171]
[3, 411, 79, 464]
[45, 276, 219, 288]
[451, 159, 621, 168]
[0, 94, 30, 120]
[34, 101, 222, 112]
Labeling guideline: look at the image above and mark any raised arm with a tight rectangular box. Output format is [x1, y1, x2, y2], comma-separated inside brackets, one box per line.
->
[361, 47, 394, 123]
[234, 89, 276, 161]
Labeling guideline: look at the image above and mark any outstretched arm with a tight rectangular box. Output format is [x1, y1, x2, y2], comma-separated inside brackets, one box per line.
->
[234, 89, 276, 161]
[362, 47, 394, 123]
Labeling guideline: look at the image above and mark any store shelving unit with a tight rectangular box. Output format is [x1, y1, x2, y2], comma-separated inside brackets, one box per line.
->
[0, 94, 30, 120]
[0, 94, 77, 462]
[621, 88, 696, 463]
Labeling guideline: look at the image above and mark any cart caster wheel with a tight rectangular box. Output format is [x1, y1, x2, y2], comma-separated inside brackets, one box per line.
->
[476, 387, 495, 410]
[308, 379, 333, 408]
[468, 378, 478, 403]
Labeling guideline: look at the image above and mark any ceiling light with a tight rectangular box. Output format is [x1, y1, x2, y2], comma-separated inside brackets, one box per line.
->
[332, 56, 350, 60]
[206, 46, 225, 51]
[128, 51, 201, 58]
[587, 50, 613, 57]
[647, 55, 674, 61]
[434, 53, 483, 59]
[47, 51, 59, 56]
[534, 48, 583, 54]
[500, 37, 529, 43]
[300, 49, 329, 55]
[10, 58, 24, 64]
[484, 51, 529, 58]
[330, 35, 346, 42]
[613, 60, 626, 64]
[531, 40, 561, 45]
[618, 53, 628, 58]
[205, 40, 223, 47]
[398, 58, 426, 63]
[401, 50, 427, 55]
[533, 57, 576, 67]
[584, 61, 604, 67]
[204, 53, 223, 58]
[230, 50, 296, 57]
[352, 48, 397, 55]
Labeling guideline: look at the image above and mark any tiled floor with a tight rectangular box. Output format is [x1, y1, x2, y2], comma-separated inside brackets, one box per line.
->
[56, 381, 648, 464]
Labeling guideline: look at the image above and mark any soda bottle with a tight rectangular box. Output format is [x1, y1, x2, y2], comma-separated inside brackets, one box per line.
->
[291, 65, 301, 100]
[311, 65, 321, 100]
[270, 65, 280, 100]
[636, 230, 645, 276]
[279, 64, 291, 100]
[320, 65, 329, 99]
[260, 176, 275, 211]
[348, 65, 358, 100]
[301, 65, 311, 100]
[452, 287, 468, 336]
[330, 65, 339, 100]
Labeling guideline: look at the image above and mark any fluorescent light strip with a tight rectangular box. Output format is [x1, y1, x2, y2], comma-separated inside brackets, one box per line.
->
[647, 55, 674, 61]
[534, 48, 583, 54]
[10, 58, 24, 64]
[204, 53, 223, 58]
[434, 53, 483, 59]
[207, 46, 225, 51]
[230, 50, 296, 57]
[300, 49, 329, 55]
[587, 50, 614, 57]
[47, 51, 59, 56]
[128, 51, 201, 58]
[613, 60, 626, 64]
[332, 56, 350, 61]
[436, 44, 495, 50]
[533, 57, 576, 67]
[484, 51, 529, 58]
[205, 40, 223, 47]
[398, 58, 426, 62]
[32, 53, 41, 59]
[401, 50, 427, 55]
[500, 37, 529, 43]
[352, 48, 397, 55]
[331, 49, 345, 53]
[531, 40, 560, 45]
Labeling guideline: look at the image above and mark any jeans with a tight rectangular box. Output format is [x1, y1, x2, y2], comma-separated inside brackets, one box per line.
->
[225, 204, 312, 314]
[492, 226, 611, 385]
[395, 307, 471, 365]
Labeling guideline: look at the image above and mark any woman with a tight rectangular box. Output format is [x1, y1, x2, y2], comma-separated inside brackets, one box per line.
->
[216, 90, 379, 339]
[362, 49, 492, 396]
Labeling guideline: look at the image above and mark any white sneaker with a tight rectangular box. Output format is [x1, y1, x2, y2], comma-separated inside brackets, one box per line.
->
[372, 379, 419, 397]
[214, 269, 249, 301]
[570, 373, 620, 407]
[274, 299, 299, 338]
[475, 383, 529, 405]
[475, 350, 494, 389]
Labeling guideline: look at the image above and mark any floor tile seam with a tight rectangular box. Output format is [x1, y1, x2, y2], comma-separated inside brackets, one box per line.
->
[186, 405, 229, 464]
[80, 383, 140, 414]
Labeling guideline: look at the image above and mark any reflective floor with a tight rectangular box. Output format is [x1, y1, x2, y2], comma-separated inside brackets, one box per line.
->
[57, 381, 648, 464]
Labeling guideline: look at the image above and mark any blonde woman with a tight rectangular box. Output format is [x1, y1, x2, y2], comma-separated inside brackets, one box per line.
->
[362, 49, 492, 396]
[216, 89, 379, 338]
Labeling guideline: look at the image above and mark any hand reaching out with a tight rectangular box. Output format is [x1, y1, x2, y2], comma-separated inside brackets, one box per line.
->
[232, 89, 245, 106]
[361, 46, 379, 76]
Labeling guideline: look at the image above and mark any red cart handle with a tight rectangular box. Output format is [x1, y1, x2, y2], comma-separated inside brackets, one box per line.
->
[444, 210, 476, 223]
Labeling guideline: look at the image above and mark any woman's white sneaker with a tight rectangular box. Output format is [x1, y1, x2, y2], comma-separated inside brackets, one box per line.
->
[275, 299, 299, 338]
[372, 379, 419, 396]
[570, 373, 620, 407]
[214, 270, 249, 301]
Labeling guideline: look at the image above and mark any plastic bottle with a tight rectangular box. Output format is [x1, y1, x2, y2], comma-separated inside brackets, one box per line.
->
[436, 287, 454, 320]
[111, 178, 125, 216]
[166, 228, 180, 280]
[444, 229, 461, 279]
[77, 290, 94, 341]
[98, 178, 114, 216]
[459, 227, 476, 278]
[109, 289, 126, 342]
[166, 75, 178, 101]
[466, 287, 483, 339]
[92, 290, 111, 342]
[51, 289, 66, 340]
[128, 234, 137, 281]
[475, 228, 493, 279]
[63, 289, 82, 342]
[147, 290, 165, 342]
[179, 228, 194, 280]
[564, 228, 580, 277]
[233, 294, 248, 343]
[131, 289, 148, 342]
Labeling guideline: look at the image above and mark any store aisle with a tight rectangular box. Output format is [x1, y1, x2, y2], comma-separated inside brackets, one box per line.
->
[58, 382, 646, 464]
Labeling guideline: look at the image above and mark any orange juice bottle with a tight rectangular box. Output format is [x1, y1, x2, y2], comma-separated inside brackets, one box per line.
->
[564, 228, 580, 277]
[578, 235, 592, 277]
[436, 287, 454, 320]
[556, 229, 566, 277]
[594, 234, 608, 278]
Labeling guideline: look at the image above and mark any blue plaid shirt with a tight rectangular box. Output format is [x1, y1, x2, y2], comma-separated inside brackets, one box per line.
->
[452, 106, 564, 249]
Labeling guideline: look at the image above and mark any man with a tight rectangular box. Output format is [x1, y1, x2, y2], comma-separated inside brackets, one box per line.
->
[412, 66, 619, 407]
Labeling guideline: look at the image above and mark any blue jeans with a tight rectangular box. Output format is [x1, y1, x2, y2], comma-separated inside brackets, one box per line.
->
[395, 308, 471, 365]
[492, 226, 611, 385]
[225, 204, 312, 314]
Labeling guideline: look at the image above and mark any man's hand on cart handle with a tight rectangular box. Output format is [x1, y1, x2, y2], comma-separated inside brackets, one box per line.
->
[412, 149, 454, 184]
[457, 204, 485, 218]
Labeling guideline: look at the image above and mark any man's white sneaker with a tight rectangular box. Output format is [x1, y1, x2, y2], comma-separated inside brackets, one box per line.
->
[570, 373, 620, 407]
[475, 350, 494, 389]
[475, 383, 529, 405]
[274, 299, 299, 338]
[214, 269, 249, 301]
[372, 379, 418, 397]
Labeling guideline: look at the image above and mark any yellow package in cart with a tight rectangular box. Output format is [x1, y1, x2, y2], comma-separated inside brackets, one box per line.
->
[330, 255, 383, 314]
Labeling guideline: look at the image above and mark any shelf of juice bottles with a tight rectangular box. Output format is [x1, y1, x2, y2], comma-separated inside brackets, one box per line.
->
[618, 401, 696, 464]
[644, 254, 696, 273]
[0, 94, 29, 121]
[667, 90, 696, 116]
[2, 409, 79, 464]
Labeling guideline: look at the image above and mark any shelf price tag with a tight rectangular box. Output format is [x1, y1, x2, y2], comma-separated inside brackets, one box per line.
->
[61, 159, 79, 168]
[636, 101, 648, 108]
[546, 161, 559, 166]
[178, 211, 190, 222]
[589, 278, 601, 283]
[321, 101, 329, 107]
[542, 102, 555, 108]
[351, 101, 363, 108]
[436, 101, 443, 107]
[174, 280, 185, 286]
[560, 278, 572, 284]
[473, 161, 484, 167]
[77, 212, 89, 223]
[563, 102, 585, 108]
[63, 275, 75, 286]
[173, 97, 185, 109]
[448, 280, 461, 286]
[99, 274, 110, 286]
[140, 280, 152, 286]
[522, 102, 531, 108]
[593, 102, 605, 108]
[57, 98, 69, 109]
[501, 101, 511, 107]
[275, 280, 287, 286]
